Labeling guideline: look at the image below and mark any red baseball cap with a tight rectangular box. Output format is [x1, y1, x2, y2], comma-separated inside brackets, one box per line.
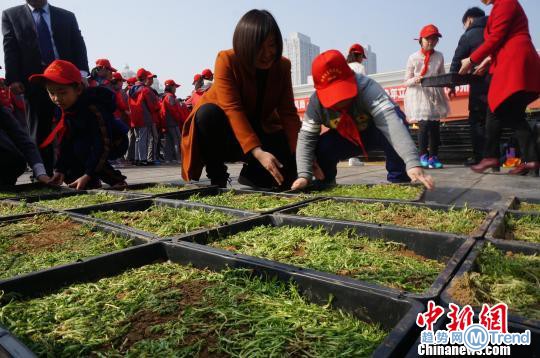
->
[29, 59, 82, 85]
[312, 50, 358, 108]
[201, 68, 213, 78]
[112, 72, 125, 82]
[164, 79, 180, 87]
[349, 43, 367, 59]
[126, 77, 137, 85]
[95, 58, 117, 72]
[136, 68, 157, 79]
[416, 24, 442, 40]
[192, 74, 202, 84]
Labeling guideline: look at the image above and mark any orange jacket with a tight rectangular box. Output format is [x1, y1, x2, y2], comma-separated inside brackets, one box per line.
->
[181, 49, 301, 181]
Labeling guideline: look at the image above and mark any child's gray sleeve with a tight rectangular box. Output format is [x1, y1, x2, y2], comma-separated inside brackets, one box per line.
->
[296, 97, 323, 180]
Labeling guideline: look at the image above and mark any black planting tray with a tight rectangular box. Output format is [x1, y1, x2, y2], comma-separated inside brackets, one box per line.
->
[0, 212, 158, 284]
[0, 241, 424, 358]
[98, 182, 216, 198]
[287, 183, 427, 203]
[0, 183, 72, 201]
[64, 198, 257, 239]
[440, 239, 540, 354]
[171, 214, 475, 302]
[421, 73, 479, 87]
[0, 326, 36, 358]
[506, 196, 540, 216]
[8, 190, 146, 211]
[276, 197, 496, 239]
[159, 187, 318, 214]
[485, 210, 540, 249]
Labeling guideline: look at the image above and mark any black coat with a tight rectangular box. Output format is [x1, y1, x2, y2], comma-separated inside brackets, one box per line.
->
[1, 4, 89, 85]
[450, 16, 489, 110]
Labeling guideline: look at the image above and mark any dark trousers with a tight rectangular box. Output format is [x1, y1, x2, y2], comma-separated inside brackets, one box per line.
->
[468, 106, 486, 162]
[484, 91, 539, 162]
[26, 85, 56, 175]
[0, 129, 27, 185]
[194, 103, 296, 188]
[316, 125, 410, 183]
[417, 121, 440, 157]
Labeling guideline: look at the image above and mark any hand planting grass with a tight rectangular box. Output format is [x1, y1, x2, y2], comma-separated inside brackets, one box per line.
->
[0, 214, 132, 280]
[518, 202, 540, 212]
[311, 184, 423, 200]
[37, 193, 125, 210]
[210, 225, 445, 293]
[187, 191, 302, 212]
[505, 214, 540, 243]
[0, 187, 60, 199]
[0, 201, 36, 217]
[91, 205, 235, 237]
[297, 200, 486, 235]
[0, 263, 388, 357]
[129, 184, 187, 195]
[448, 243, 540, 320]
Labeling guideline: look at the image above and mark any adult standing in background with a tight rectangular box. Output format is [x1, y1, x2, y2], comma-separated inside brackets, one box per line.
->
[460, 0, 540, 175]
[2, 0, 89, 175]
[450, 7, 488, 166]
[347, 43, 367, 76]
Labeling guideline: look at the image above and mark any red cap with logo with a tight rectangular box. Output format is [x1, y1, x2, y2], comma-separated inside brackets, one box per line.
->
[126, 77, 137, 85]
[192, 74, 202, 84]
[164, 79, 180, 87]
[349, 43, 367, 59]
[201, 68, 213, 78]
[136, 68, 157, 79]
[312, 50, 358, 108]
[416, 24, 442, 40]
[112, 72, 125, 82]
[95, 58, 117, 72]
[29, 59, 82, 85]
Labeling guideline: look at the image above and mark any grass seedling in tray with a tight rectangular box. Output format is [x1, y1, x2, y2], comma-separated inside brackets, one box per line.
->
[0, 214, 132, 280]
[505, 214, 540, 244]
[0, 263, 387, 357]
[312, 184, 423, 200]
[448, 243, 540, 320]
[0, 201, 36, 217]
[518, 202, 540, 212]
[37, 193, 126, 210]
[91, 206, 235, 237]
[297, 201, 485, 236]
[0, 187, 60, 199]
[129, 184, 187, 195]
[211, 225, 445, 293]
[187, 191, 302, 212]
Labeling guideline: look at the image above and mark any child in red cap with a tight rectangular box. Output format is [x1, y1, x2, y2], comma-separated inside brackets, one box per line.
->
[347, 43, 367, 75]
[404, 24, 449, 169]
[88, 58, 117, 89]
[292, 50, 434, 191]
[160, 79, 186, 163]
[30, 60, 129, 190]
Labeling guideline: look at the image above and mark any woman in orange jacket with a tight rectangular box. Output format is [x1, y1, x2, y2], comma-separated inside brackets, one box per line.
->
[181, 9, 300, 189]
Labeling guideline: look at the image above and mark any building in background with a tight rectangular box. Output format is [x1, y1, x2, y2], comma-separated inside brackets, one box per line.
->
[122, 64, 162, 92]
[363, 45, 377, 75]
[283, 32, 320, 86]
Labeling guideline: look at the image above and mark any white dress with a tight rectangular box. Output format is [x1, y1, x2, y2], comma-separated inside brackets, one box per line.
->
[403, 50, 449, 122]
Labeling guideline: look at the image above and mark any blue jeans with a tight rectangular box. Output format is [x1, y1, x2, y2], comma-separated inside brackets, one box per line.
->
[315, 124, 410, 183]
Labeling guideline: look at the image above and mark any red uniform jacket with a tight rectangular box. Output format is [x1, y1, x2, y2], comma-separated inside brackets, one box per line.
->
[160, 93, 187, 128]
[128, 84, 160, 128]
[470, 0, 540, 112]
[114, 89, 130, 125]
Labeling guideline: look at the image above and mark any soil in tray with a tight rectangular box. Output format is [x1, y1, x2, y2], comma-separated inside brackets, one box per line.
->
[187, 191, 303, 212]
[311, 184, 423, 200]
[91, 206, 235, 237]
[519, 202, 540, 212]
[37, 192, 125, 210]
[448, 243, 540, 320]
[297, 200, 485, 236]
[0, 214, 132, 280]
[505, 214, 540, 244]
[0, 187, 60, 199]
[128, 184, 188, 195]
[0, 263, 388, 357]
[211, 225, 446, 293]
[0, 201, 36, 217]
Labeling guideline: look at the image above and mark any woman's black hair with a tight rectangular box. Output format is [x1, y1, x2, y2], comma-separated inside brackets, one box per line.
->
[232, 9, 283, 67]
[164, 85, 174, 93]
[462, 7, 485, 24]
[346, 52, 361, 64]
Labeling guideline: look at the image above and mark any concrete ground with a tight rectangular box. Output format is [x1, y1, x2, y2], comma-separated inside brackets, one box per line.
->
[89, 161, 539, 210]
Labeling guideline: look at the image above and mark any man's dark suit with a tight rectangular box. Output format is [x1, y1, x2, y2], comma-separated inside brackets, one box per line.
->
[2, 4, 89, 174]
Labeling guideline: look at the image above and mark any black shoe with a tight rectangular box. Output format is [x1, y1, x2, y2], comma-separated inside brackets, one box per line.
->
[463, 157, 480, 167]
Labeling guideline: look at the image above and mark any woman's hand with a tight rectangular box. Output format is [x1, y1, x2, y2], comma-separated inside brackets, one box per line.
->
[48, 171, 65, 186]
[36, 174, 52, 185]
[313, 161, 325, 180]
[407, 167, 435, 190]
[251, 147, 284, 185]
[459, 57, 474, 75]
[473, 56, 492, 76]
[291, 177, 309, 191]
[413, 76, 423, 85]
[68, 174, 92, 190]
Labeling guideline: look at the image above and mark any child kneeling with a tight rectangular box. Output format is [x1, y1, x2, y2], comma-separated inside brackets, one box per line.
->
[30, 60, 128, 190]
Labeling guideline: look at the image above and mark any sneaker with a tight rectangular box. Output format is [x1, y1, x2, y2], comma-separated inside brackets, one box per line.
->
[348, 157, 364, 166]
[420, 154, 429, 168]
[428, 156, 443, 169]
